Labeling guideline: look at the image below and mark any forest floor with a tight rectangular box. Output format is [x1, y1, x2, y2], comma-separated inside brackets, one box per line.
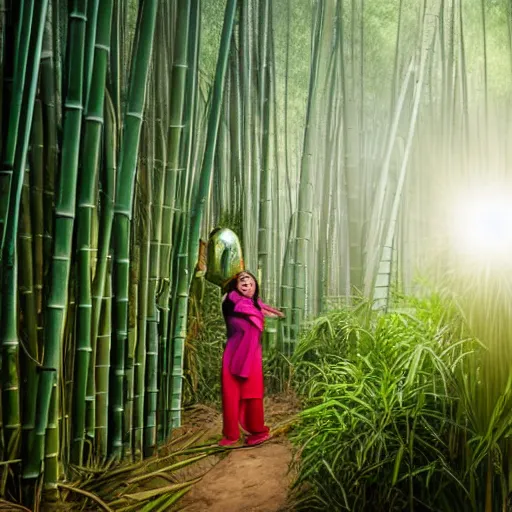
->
[32, 393, 300, 512]
[177, 392, 301, 512]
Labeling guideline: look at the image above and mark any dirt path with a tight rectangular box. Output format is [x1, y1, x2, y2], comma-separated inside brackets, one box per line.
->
[180, 440, 294, 512]
[179, 394, 299, 512]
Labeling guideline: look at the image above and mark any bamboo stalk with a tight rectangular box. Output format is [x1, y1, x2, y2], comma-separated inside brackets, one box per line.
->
[41, 5, 58, 295]
[157, 0, 190, 439]
[1, 0, 49, 489]
[0, 1, 35, 255]
[71, 0, 113, 466]
[95, 266, 112, 460]
[27, 0, 86, 488]
[83, 90, 117, 459]
[187, 0, 238, 425]
[134, 114, 153, 458]
[111, 0, 158, 460]
[19, 101, 43, 502]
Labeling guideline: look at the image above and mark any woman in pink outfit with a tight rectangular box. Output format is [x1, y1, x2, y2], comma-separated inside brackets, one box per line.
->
[219, 271, 284, 447]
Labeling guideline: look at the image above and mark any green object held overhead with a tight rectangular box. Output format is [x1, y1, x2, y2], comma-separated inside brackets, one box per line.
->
[205, 228, 245, 288]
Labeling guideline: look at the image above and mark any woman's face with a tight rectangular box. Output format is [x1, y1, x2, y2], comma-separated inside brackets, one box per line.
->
[237, 273, 256, 298]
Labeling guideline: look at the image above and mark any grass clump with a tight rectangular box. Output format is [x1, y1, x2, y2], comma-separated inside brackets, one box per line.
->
[290, 294, 482, 511]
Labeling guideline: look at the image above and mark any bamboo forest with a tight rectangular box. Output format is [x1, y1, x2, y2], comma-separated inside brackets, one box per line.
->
[2, 0, 512, 510]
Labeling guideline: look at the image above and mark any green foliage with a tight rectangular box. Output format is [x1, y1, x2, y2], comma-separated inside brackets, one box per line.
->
[183, 280, 225, 407]
[291, 294, 485, 511]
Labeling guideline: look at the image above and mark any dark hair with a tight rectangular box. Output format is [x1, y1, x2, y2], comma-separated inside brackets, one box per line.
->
[224, 271, 261, 310]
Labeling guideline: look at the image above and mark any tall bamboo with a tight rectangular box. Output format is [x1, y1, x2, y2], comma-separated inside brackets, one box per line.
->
[111, 0, 158, 459]
[71, 0, 113, 466]
[41, 6, 58, 291]
[95, 266, 112, 460]
[186, 0, 238, 426]
[167, 0, 201, 432]
[0, 0, 35, 254]
[145, 7, 168, 454]
[158, 0, 190, 438]
[291, 0, 334, 338]
[1, 0, 49, 486]
[240, 0, 257, 272]
[258, 0, 272, 303]
[83, 0, 99, 106]
[134, 113, 153, 457]
[19, 101, 43, 498]
[25, 0, 85, 485]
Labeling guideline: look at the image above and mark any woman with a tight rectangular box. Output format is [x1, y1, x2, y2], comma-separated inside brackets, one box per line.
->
[219, 271, 284, 446]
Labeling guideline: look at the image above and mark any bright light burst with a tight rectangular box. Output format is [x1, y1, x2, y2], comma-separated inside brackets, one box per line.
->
[451, 188, 512, 261]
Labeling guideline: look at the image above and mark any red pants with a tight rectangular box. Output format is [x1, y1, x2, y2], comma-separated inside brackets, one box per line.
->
[222, 379, 269, 441]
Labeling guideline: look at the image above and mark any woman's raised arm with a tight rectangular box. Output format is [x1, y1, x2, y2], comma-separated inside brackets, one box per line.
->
[258, 300, 285, 318]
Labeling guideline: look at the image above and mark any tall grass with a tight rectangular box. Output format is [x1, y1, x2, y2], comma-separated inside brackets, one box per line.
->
[290, 294, 489, 511]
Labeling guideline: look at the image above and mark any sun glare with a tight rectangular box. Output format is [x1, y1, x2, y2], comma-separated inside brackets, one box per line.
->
[451, 189, 512, 260]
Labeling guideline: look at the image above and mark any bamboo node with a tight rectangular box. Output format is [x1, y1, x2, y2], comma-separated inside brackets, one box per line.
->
[126, 111, 144, 120]
[64, 100, 84, 111]
[94, 43, 110, 52]
[85, 115, 104, 124]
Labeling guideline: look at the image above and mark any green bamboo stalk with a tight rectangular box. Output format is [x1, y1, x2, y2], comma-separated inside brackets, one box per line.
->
[124, 222, 138, 459]
[186, 0, 237, 427]
[30, 98, 44, 325]
[41, 7, 58, 293]
[228, 36, 243, 225]
[83, 0, 99, 107]
[166, 0, 200, 433]
[19, 101, 43, 496]
[480, 0, 488, 137]
[269, 30, 281, 305]
[181, 0, 201, 216]
[145, 48, 167, 452]
[240, 0, 257, 272]
[134, 115, 153, 458]
[373, 12, 434, 310]
[213, 87, 230, 223]
[71, 0, 113, 466]
[85, 90, 117, 451]
[1, 0, 49, 485]
[340, 0, 363, 294]
[0, 0, 34, 254]
[0, 0, 4, 159]
[111, 0, 158, 459]
[291, 0, 334, 339]
[153, 0, 190, 441]
[258, 0, 271, 305]
[26, 0, 86, 484]
[168, 211, 188, 431]
[363, 57, 415, 296]
[95, 266, 112, 460]
[18, 163, 38, 488]
[51, 0, 64, 129]
[316, 60, 337, 314]
[145, 124, 165, 456]
[143, 5, 169, 454]
[109, 0, 122, 133]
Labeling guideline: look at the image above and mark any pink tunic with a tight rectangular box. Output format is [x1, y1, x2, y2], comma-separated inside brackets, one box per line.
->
[222, 290, 266, 399]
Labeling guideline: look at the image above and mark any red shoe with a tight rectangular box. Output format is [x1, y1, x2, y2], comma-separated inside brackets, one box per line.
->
[245, 432, 271, 446]
[218, 437, 239, 447]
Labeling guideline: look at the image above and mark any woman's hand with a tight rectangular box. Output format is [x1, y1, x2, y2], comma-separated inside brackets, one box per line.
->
[262, 304, 285, 319]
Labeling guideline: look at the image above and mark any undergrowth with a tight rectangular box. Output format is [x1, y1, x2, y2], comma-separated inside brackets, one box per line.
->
[289, 294, 496, 511]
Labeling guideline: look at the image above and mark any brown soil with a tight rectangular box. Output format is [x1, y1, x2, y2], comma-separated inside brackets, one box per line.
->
[34, 394, 300, 512]
[178, 393, 300, 512]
